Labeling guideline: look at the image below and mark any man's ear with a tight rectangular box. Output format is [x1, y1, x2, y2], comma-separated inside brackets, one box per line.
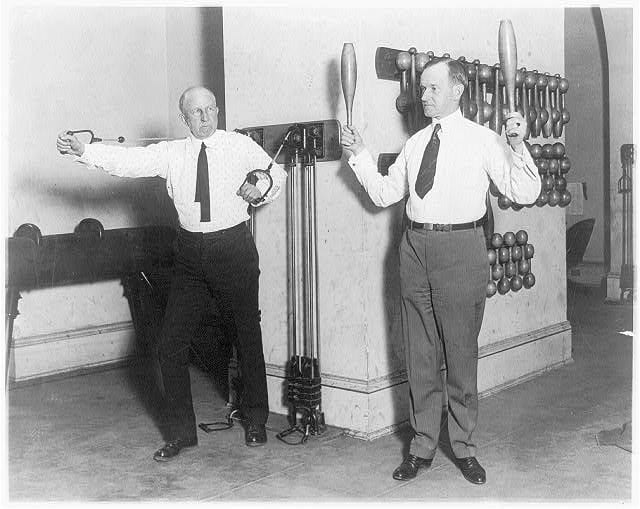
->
[179, 113, 187, 126]
[453, 83, 464, 102]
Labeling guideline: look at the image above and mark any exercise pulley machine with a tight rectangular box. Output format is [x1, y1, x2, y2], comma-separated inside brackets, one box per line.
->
[277, 125, 326, 444]
[200, 120, 341, 441]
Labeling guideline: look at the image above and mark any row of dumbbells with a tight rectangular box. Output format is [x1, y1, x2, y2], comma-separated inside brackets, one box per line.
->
[492, 141, 572, 210]
[486, 230, 535, 297]
[394, 48, 569, 139]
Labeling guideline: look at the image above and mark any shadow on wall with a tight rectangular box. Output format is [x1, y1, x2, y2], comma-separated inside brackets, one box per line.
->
[12, 174, 178, 231]
[325, 58, 343, 126]
[200, 6, 226, 130]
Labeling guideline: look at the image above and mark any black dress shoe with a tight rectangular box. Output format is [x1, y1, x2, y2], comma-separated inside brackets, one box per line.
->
[244, 423, 267, 447]
[455, 456, 486, 484]
[153, 438, 197, 462]
[392, 454, 433, 480]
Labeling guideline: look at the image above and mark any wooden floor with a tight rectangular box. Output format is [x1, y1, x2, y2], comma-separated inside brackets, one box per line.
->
[6, 282, 634, 502]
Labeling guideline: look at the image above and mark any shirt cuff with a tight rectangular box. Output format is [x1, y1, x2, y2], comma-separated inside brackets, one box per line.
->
[348, 148, 374, 166]
[75, 143, 96, 165]
[511, 145, 538, 178]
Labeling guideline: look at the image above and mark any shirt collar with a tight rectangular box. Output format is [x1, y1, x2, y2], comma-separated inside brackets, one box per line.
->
[432, 109, 463, 135]
[190, 129, 223, 149]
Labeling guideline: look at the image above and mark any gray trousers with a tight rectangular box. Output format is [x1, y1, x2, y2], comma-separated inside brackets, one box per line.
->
[399, 225, 488, 459]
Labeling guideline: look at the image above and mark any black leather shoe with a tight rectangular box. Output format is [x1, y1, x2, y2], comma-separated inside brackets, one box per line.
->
[455, 456, 486, 484]
[392, 454, 433, 480]
[153, 438, 197, 462]
[244, 423, 267, 447]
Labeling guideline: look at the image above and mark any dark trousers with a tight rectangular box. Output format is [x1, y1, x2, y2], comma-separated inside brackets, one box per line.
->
[399, 225, 487, 459]
[157, 222, 269, 441]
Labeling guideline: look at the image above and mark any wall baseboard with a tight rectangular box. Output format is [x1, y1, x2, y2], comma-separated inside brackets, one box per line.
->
[342, 351, 573, 441]
[266, 320, 572, 394]
[9, 319, 572, 441]
[8, 321, 137, 387]
[267, 321, 572, 437]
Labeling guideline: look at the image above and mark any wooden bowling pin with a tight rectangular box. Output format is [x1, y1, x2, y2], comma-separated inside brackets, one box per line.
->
[558, 77, 570, 136]
[547, 74, 561, 137]
[524, 70, 537, 136]
[498, 19, 519, 135]
[479, 63, 493, 124]
[514, 68, 524, 115]
[341, 43, 357, 128]
[458, 56, 472, 119]
[473, 60, 483, 124]
[519, 68, 531, 139]
[537, 73, 549, 135]
[490, 64, 503, 134]
[531, 72, 544, 137]
[541, 73, 553, 138]
[466, 61, 478, 120]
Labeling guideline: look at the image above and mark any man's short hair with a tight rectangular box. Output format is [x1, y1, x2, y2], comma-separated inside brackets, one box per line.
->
[424, 57, 467, 91]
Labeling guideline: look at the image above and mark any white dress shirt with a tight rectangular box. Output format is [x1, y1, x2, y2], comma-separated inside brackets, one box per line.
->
[78, 129, 288, 232]
[348, 109, 541, 224]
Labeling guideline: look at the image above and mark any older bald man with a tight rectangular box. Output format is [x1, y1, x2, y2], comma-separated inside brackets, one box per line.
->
[57, 86, 287, 460]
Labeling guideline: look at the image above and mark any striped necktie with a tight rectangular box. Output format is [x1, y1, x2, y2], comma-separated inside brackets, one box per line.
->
[414, 123, 441, 199]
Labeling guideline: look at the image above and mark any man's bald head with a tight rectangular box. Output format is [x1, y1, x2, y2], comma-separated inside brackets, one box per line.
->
[179, 86, 219, 139]
[179, 86, 217, 115]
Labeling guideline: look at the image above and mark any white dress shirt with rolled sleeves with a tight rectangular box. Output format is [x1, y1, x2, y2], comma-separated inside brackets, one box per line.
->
[77, 129, 288, 232]
[348, 109, 541, 224]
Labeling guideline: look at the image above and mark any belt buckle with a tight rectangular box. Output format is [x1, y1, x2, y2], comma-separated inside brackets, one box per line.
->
[434, 223, 451, 232]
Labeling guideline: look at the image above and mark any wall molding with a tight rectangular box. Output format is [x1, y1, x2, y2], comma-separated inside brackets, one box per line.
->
[8, 321, 137, 387]
[344, 355, 572, 441]
[267, 320, 572, 395]
[11, 321, 134, 348]
[10, 319, 572, 403]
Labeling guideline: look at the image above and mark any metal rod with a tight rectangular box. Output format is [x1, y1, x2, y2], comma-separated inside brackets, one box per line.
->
[265, 130, 294, 171]
[303, 158, 312, 373]
[248, 206, 255, 238]
[294, 153, 305, 371]
[288, 150, 305, 372]
[301, 127, 312, 373]
[286, 152, 297, 364]
[101, 137, 172, 143]
[305, 152, 320, 379]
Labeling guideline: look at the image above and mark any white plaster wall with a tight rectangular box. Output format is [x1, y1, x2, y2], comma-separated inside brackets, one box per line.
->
[5, 6, 569, 405]
[564, 7, 634, 268]
[564, 8, 607, 264]
[6, 6, 176, 237]
[6, 6, 219, 346]
[601, 9, 634, 278]
[223, 8, 566, 389]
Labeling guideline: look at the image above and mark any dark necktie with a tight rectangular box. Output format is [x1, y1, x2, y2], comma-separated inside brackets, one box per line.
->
[414, 123, 441, 199]
[195, 142, 211, 222]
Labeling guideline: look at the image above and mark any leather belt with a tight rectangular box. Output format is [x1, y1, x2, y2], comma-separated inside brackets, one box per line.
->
[179, 222, 246, 239]
[408, 214, 486, 232]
